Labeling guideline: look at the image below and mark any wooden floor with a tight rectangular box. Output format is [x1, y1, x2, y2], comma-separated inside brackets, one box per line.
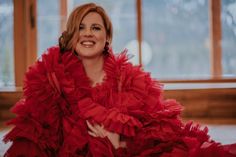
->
[0, 119, 236, 156]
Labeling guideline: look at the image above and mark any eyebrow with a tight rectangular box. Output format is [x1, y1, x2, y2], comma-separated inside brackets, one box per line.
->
[80, 23, 104, 28]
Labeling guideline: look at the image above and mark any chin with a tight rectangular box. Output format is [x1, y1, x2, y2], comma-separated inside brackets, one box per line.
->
[79, 52, 104, 59]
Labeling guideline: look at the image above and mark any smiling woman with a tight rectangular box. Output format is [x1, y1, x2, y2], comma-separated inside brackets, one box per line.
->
[3, 2, 236, 157]
[75, 12, 108, 59]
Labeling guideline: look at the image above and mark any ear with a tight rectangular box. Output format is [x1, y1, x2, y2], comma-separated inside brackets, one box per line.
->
[106, 36, 111, 44]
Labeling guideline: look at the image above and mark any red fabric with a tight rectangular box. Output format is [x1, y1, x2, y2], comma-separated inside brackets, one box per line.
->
[4, 139, 48, 157]
[3, 46, 236, 157]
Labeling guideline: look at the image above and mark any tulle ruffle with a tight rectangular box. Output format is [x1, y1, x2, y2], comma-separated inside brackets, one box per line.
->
[3, 46, 236, 157]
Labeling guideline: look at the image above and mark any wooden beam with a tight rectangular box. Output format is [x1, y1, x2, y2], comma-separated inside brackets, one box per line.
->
[136, 0, 142, 65]
[14, 0, 37, 87]
[209, 0, 222, 78]
[26, 0, 37, 67]
[14, 0, 26, 87]
[60, 0, 67, 33]
[161, 78, 236, 83]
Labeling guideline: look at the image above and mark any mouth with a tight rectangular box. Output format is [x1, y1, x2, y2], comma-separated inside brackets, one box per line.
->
[80, 40, 96, 48]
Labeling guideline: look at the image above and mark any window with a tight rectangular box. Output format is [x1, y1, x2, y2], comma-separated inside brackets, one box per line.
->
[71, 0, 136, 54]
[221, 0, 236, 78]
[1, 0, 235, 89]
[143, 0, 210, 79]
[37, 0, 60, 56]
[0, 0, 14, 87]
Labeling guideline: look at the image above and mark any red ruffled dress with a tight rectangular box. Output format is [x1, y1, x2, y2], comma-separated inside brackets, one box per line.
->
[3, 46, 236, 157]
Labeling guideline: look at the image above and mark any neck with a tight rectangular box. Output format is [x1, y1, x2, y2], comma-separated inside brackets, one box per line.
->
[81, 55, 105, 85]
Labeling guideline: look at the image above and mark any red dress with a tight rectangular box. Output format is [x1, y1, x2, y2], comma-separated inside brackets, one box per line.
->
[3, 46, 236, 157]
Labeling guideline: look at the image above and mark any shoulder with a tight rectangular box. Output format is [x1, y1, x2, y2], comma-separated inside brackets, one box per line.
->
[27, 45, 67, 74]
[106, 49, 164, 111]
[42, 45, 60, 56]
[106, 49, 161, 91]
[106, 49, 141, 75]
[22, 46, 63, 103]
[39, 46, 61, 69]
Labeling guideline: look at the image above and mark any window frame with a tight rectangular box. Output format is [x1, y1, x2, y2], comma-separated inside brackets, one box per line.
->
[14, 0, 37, 87]
[137, 0, 235, 82]
[5, 0, 236, 88]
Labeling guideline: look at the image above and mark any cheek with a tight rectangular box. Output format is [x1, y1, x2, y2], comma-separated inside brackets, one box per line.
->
[96, 36, 106, 50]
[98, 37, 106, 44]
[75, 42, 82, 53]
[97, 32, 107, 42]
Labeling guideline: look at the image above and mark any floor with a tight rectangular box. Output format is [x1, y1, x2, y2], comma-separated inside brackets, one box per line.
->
[0, 128, 11, 157]
[0, 121, 236, 156]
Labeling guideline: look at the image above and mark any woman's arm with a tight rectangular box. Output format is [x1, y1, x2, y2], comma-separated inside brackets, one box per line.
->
[3, 49, 63, 156]
[86, 120, 126, 149]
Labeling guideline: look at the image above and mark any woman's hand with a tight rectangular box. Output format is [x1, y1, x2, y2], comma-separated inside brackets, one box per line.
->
[86, 120, 126, 149]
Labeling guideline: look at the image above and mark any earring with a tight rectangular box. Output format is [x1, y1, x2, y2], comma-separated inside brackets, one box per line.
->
[103, 41, 110, 56]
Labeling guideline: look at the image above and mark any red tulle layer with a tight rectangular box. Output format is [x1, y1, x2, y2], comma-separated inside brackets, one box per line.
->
[3, 46, 236, 157]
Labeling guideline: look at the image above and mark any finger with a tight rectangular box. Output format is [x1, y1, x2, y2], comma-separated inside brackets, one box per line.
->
[94, 124, 106, 138]
[86, 120, 99, 134]
[88, 131, 97, 137]
[86, 121, 106, 138]
[86, 121, 105, 137]
[99, 124, 108, 138]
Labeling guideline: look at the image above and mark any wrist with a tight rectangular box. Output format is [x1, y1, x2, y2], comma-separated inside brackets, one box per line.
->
[114, 141, 126, 149]
[119, 141, 127, 148]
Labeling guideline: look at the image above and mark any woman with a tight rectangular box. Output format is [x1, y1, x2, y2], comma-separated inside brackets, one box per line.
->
[3, 3, 236, 157]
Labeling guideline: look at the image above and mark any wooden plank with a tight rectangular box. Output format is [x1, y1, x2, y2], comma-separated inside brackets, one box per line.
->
[14, 0, 37, 87]
[60, 0, 67, 33]
[136, 0, 142, 65]
[25, 0, 37, 67]
[14, 0, 26, 87]
[161, 78, 236, 83]
[209, 0, 222, 78]
[0, 90, 22, 108]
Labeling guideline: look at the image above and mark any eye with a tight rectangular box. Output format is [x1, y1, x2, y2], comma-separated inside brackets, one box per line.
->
[79, 25, 84, 30]
[92, 26, 101, 31]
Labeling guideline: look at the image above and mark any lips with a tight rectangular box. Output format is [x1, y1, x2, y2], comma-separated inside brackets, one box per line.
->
[80, 40, 96, 48]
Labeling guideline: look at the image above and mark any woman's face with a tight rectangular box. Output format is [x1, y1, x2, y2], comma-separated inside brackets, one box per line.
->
[75, 12, 107, 59]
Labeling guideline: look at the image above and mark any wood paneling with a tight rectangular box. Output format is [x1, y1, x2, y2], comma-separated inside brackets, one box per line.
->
[1, 84, 236, 122]
[161, 78, 236, 83]
[0, 88, 22, 120]
[164, 87, 236, 118]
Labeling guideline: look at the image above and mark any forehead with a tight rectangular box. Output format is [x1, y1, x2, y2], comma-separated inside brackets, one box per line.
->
[81, 12, 104, 26]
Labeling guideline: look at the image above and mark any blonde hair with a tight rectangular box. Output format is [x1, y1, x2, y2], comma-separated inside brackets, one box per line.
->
[59, 3, 113, 52]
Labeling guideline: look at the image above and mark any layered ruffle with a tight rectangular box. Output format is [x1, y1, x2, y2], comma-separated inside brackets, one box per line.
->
[77, 50, 168, 137]
[4, 47, 64, 156]
[3, 46, 236, 156]
[78, 97, 143, 136]
[4, 139, 48, 157]
[104, 50, 164, 112]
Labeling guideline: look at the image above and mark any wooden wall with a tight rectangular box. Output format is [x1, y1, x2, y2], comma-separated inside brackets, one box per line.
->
[0, 88, 22, 121]
[0, 84, 236, 123]
[164, 87, 236, 118]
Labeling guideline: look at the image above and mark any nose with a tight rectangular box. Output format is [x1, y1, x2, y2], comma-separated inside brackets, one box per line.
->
[82, 28, 93, 37]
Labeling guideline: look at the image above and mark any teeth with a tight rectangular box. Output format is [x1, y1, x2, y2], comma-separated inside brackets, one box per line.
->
[81, 41, 95, 46]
